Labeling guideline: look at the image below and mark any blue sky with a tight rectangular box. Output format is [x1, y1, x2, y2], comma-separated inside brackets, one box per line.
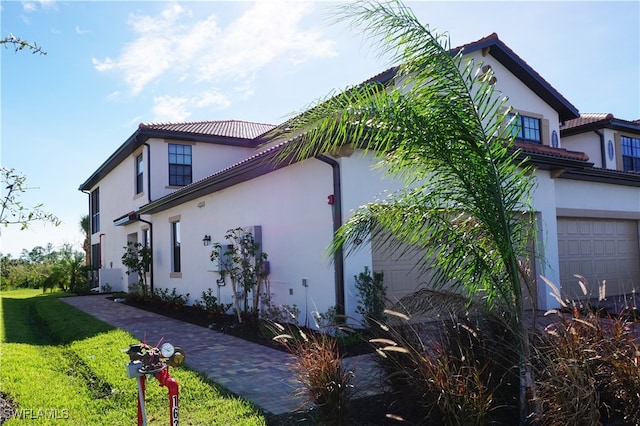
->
[1, 0, 639, 258]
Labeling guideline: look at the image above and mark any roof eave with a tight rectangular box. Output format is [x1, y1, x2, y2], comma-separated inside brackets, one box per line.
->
[561, 119, 640, 137]
[517, 151, 591, 171]
[79, 129, 143, 192]
[78, 128, 257, 192]
[560, 168, 640, 187]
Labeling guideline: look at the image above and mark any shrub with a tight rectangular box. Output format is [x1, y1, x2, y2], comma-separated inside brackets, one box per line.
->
[193, 288, 231, 316]
[152, 287, 190, 307]
[371, 310, 519, 424]
[532, 305, 640, 425]
[260, 297, 299, 325]
[273, 325, 354, 425]
[313, 305, 339, 329]
[354, 267, 386, 330]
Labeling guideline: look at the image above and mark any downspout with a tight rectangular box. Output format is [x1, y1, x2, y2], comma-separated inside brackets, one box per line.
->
[137, 216, 154, 293]
[316, 155, 345, 317]
[594, 129, 606, 168]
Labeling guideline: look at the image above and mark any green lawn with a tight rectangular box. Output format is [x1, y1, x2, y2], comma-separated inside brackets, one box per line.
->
[0, 289, 267, 425]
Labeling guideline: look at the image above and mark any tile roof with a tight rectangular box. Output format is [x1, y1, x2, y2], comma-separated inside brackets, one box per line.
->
[561, 113, 640, 131]
[139, 120, 276, 140]
[514, 141, 589, 162]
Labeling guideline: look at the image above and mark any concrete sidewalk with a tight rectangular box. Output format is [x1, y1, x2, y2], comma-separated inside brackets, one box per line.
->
[62, 295, 383, 416]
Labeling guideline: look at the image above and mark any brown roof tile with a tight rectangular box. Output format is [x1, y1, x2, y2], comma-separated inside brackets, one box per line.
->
[561, 113, 614, 129]
[514, 141, 589, 162]
[139, 120, 276, 140]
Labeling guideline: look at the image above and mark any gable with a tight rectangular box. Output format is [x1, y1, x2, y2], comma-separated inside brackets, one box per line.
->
[452, 33, 579, 122]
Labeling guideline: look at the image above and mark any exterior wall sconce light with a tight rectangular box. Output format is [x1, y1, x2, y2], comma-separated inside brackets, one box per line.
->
[202, 235, 211, 246]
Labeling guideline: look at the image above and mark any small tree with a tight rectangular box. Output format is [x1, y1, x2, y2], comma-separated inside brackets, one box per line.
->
[354, 266, 386, 329]
[210, 227, 268, 323]
[121, 242, 152, 295]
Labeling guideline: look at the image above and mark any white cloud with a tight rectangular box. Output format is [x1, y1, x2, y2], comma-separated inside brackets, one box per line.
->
[93, 1, 336, 116]
[152, 90, 231, 122]
[152, 95, 191, 122]
[106, 91, 120, 101]
[22, 2, 36, 13]
[195, 89, 231, 109]
[75, 26, 89, 35]
[196, 1, 335, 82]
[22, 0, 56, 12]
[234, 77, 256, 101]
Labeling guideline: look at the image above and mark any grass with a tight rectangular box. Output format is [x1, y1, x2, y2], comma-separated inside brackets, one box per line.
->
[0, 289, 267, 425]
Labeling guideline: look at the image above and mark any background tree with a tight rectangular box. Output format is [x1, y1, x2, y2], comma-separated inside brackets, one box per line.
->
[1, 34, 46, 55]
[80, 215, 90, 265]
[275, 0, 536, 420]
[1, 244, 86, 292]
[53, 244, 87, 292]
[1, 167, 60, 230]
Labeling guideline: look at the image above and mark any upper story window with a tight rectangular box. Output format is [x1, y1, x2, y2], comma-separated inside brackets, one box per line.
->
[135, 153, 144, 194]
[621, 136, 640, 172]
[168, 144, 192, 186]
[90, 188, 100, 234]
[508, 113, 541, 143]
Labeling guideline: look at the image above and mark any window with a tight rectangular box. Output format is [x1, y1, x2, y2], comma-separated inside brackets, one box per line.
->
[622, 136, 640, 171]
[508, 113, 541, 143]
[91, 243, 101, 270]
[143, 228, 151, 273]
[171, 221, 181, 273]
[168, 144, 192, 186]
[90, 188, 100, 233]
[135, 153, 144, 194]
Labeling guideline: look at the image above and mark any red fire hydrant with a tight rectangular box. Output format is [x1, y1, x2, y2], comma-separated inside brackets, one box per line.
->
[126, 341, 185, 426]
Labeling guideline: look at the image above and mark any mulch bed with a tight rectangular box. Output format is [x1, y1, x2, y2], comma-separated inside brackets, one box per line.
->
[122, 298, 376, 358]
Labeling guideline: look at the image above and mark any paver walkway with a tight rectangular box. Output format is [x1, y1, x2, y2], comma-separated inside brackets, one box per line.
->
[62, 295, 384, 416]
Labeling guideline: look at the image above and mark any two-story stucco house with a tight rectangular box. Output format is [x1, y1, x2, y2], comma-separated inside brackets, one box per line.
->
[79, 33, 640, 325]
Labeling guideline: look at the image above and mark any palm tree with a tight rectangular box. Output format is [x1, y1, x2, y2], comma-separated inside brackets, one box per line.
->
[273, 0, 537, 421]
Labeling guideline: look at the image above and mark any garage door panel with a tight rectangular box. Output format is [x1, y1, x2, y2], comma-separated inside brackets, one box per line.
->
[567, 240, 580, 255]
[580, 241, 592, 255]
[558, 218, 640, 299]
[579, 221, 591, 235]
[373, 230, 537, 311]
[592, 221, 604, 235]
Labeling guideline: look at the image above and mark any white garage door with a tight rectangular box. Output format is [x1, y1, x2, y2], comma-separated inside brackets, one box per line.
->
[557, 218, 640, 299]
[371, 232, 537, 309]
[371, 234, 430, 305]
